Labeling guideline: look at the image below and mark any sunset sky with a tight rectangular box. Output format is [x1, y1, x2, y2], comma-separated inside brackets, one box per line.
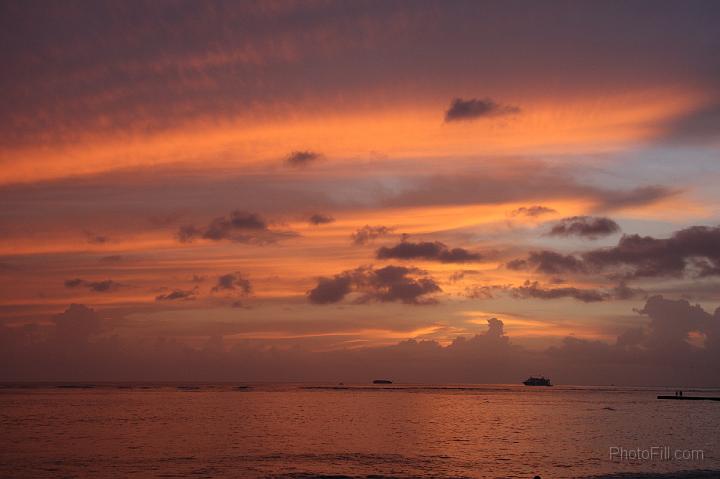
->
[2, 0, 720, 384]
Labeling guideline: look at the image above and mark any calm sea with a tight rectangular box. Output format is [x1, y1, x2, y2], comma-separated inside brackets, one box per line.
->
[1, 383, 718, 479]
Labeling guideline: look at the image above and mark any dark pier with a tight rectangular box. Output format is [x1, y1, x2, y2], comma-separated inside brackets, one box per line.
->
[657, 395, 720, 401]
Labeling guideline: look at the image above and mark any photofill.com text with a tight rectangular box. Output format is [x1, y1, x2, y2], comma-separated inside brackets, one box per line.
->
[609, 446, 704, 461]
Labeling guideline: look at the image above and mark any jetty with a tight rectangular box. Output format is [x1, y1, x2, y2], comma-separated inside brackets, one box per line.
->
[657, 395, 720, 401]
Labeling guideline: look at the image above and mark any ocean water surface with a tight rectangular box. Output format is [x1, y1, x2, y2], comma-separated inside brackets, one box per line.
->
[1, 383, 718, 478]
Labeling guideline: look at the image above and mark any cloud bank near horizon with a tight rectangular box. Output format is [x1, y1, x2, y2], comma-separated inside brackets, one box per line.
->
[2, 298, 718, 386]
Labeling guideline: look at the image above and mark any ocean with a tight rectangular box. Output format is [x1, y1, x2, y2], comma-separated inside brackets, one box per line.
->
[1, 383, 718, 478]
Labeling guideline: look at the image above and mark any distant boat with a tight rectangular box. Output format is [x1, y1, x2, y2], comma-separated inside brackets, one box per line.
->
[177, 385, 201, 391]
[523, 376, 552, 386]
[373, 379, 393, 384]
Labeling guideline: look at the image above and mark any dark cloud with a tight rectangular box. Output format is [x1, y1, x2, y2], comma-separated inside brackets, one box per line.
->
[510, 280, 609, 303]
[364, 265, 441, 304]
[485, 317, 505, 339]
[544, 296, 720, 383]
[444, 98, 520, 122]
[639, 295, 720, 350]
[308, 213, 335, 225]
[548, 216, 620, 239]
[212, 273, 252, 294]
[507, 225, 720, 281]
[205, 211, 266, 235]
[510, 205, 557, 217]
[308, 265, 441, 305]
[507, 250, 586, 275]
[376, 240, 482, 263]
[155, 288, 198, 301]
[177, 210, 297, 244]
[583, 225, 720, 278]
[465, 280, 642, 302]
[64, 278, 122, 292]
[286, 151, 322, 168]
[64, 278, 85, 288]
[307, 275, 354, 305]
[464, 284, 508, 299]
[449, 270, 481, 282]
[351, 225, 394, 245]
[88, 280, 121, 292]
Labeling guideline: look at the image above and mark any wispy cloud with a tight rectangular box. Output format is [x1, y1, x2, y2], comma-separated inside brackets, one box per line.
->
[212, 272, 252, 294]
[351, 225, 394, 245]
[308, 213, 335, 225]
[64, 278, 122, 292]
[156, 288, 198, 301]
[177, 210, 297, 244]
[376, 240, 483, 263]
[510, 205, 557, 217]
[444, 98, 520, 122]
[548, 216, 620, 239]
[286, 151, 322, 168]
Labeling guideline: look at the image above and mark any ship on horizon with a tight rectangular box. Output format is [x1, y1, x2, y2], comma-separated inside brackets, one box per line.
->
[523, 376, 552, 386]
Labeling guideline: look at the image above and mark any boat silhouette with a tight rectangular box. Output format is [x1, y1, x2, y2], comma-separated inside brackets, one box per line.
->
[523, 376, 552, 386]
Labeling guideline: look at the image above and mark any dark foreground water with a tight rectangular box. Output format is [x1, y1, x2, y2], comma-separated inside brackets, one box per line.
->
[1, 383, 718, 479]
